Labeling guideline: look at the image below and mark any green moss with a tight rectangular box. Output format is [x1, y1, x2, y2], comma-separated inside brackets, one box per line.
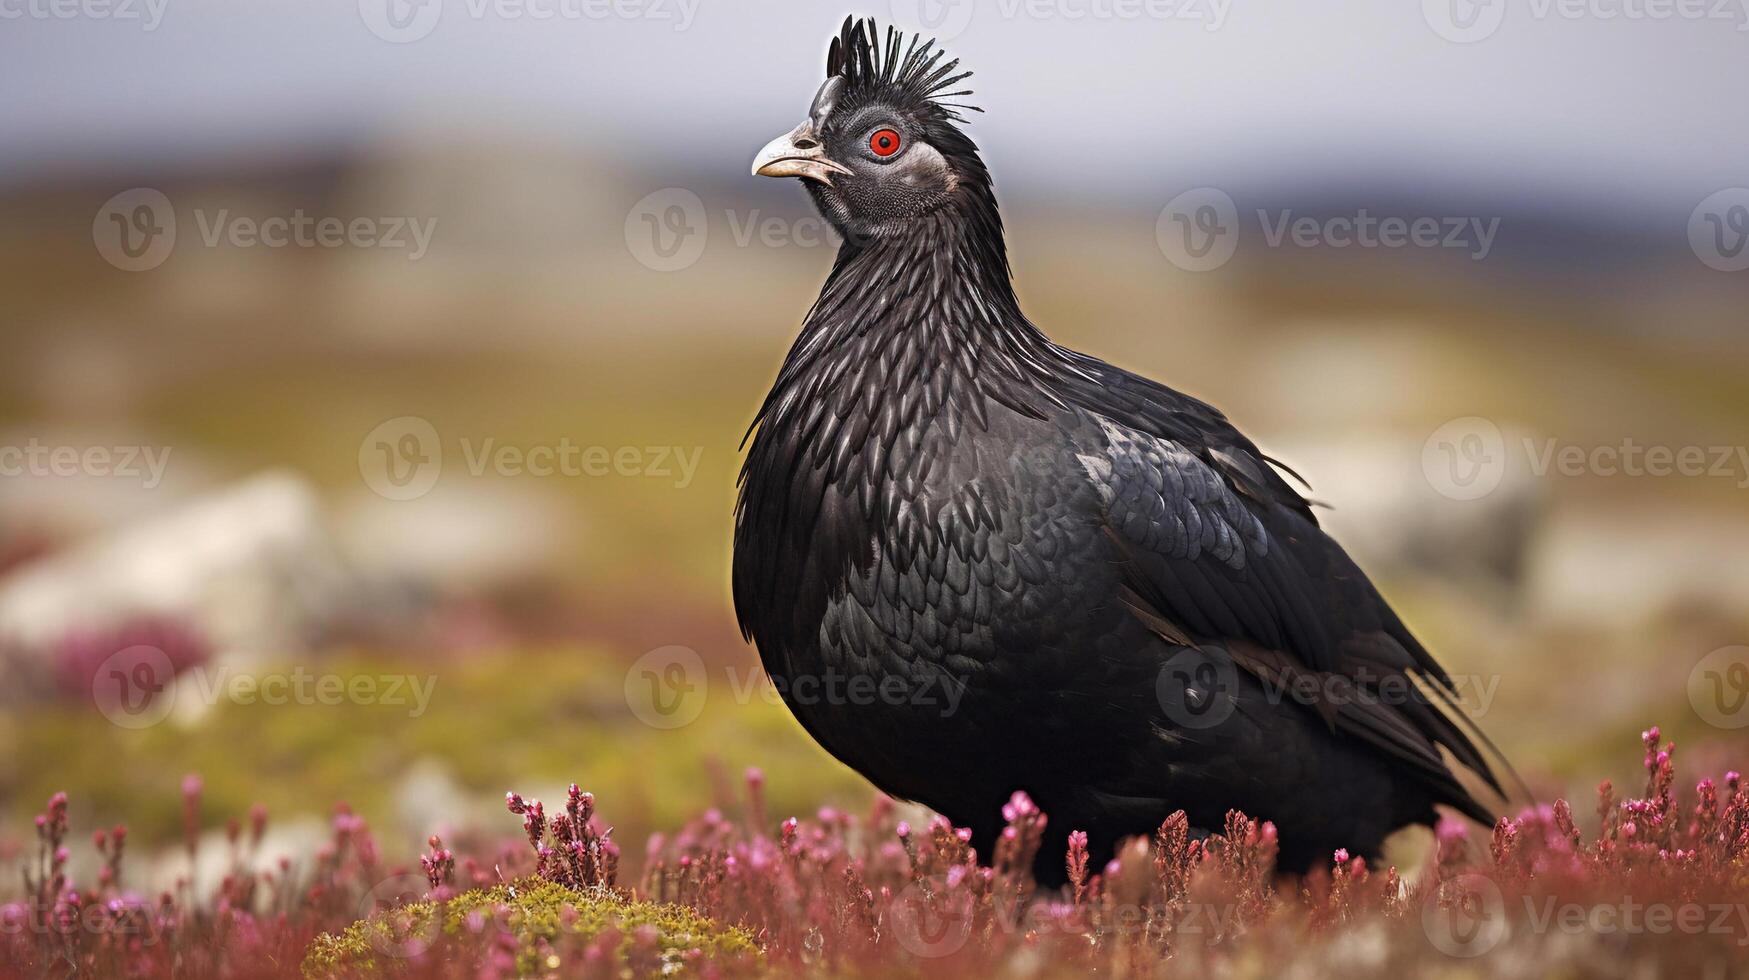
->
[302, 878, 757, 977]
[3, 647, 868, 852]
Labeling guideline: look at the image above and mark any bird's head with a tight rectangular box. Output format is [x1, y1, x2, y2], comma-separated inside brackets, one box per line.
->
[752, 17, 986, 243]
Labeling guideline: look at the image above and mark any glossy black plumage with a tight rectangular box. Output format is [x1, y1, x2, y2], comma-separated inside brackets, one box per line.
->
[735, 18, 1502, 882]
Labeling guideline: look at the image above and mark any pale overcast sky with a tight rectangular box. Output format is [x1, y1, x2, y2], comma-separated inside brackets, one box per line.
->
[4, 0, 1745, 210]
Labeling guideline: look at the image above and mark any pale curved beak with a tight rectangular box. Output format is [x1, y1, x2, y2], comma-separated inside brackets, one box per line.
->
[752, 122, 852, 186]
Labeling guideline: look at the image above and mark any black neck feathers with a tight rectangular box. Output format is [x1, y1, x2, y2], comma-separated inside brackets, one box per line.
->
[754, 182, 1071, 453]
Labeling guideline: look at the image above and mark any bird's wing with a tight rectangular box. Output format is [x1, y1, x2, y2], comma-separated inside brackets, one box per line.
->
[1056, 355, 1503, 815]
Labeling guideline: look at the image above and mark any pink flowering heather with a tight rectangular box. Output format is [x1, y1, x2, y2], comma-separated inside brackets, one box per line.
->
[504, 783, 621, 891]
[1065, 830, 1091, 904]
[2, 727, 1746, 978]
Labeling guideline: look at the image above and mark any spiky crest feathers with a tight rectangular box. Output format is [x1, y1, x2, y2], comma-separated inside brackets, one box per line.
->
[823, 16, 981, 128]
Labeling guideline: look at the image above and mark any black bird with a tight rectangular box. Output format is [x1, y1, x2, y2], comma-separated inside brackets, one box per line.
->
[734, 18, 1504, 883]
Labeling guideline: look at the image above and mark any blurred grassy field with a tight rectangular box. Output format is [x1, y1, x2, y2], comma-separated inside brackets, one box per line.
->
[0, 646, 871, 857]
[2, 179, 1748, 868]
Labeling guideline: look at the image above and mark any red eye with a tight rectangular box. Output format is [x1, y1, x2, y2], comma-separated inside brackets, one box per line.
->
[869, 129, 902, 157]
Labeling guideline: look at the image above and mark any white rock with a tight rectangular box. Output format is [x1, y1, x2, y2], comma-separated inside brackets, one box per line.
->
[0, 470, 364, 663]
[1267, 429, 1545, 595]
